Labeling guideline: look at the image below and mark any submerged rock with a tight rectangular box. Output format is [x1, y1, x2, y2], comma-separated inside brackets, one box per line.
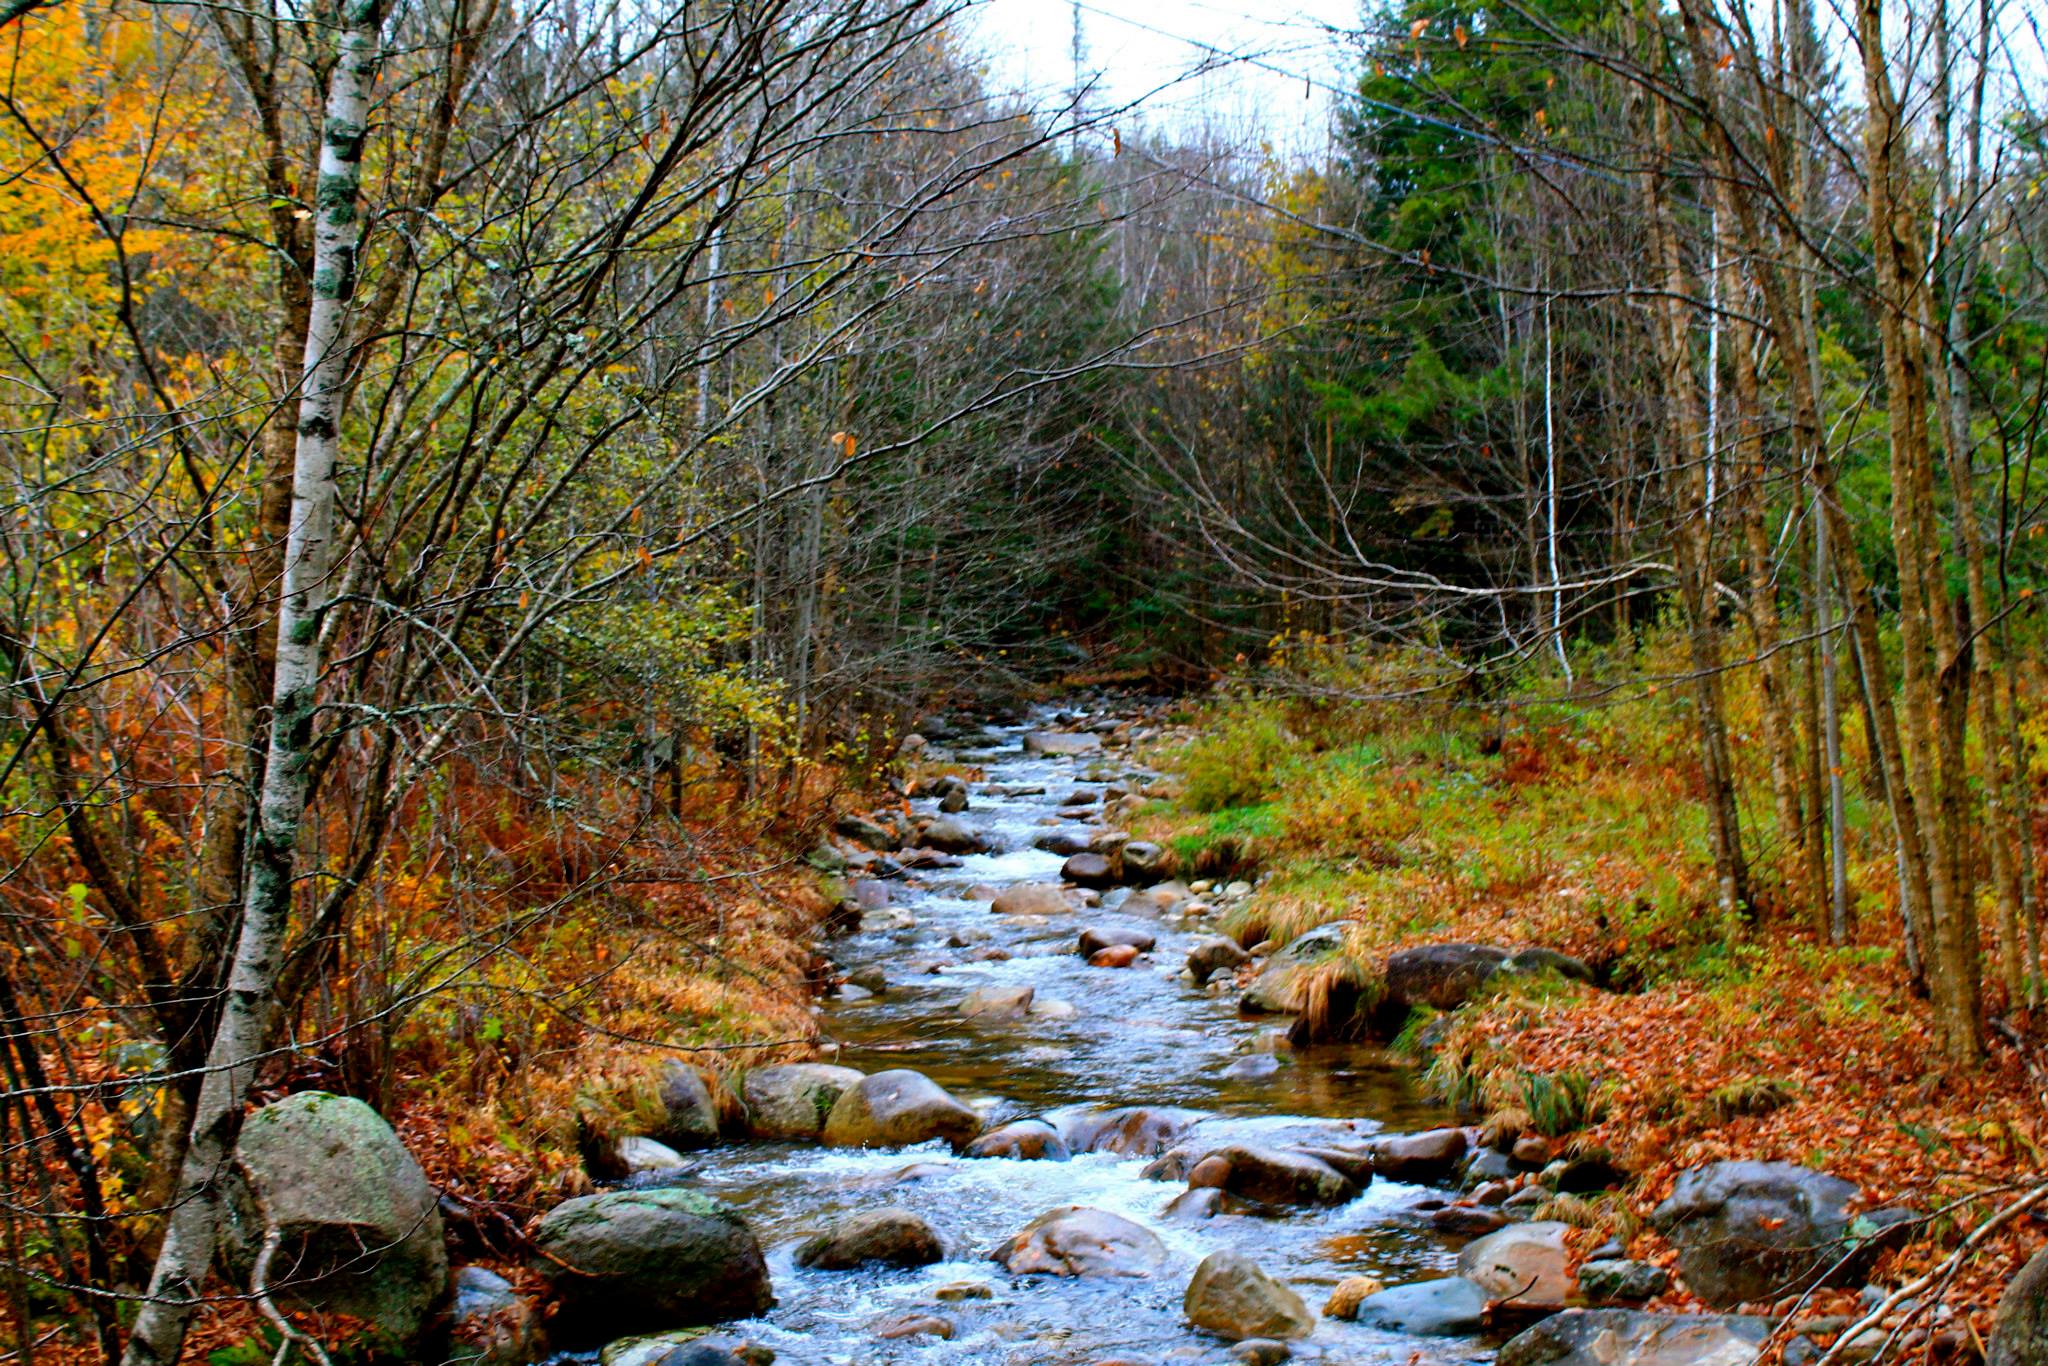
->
[533, 1187, 772, 1338]
[959, 984, 1036, 1019]
[821, 1069, 981, 1150]
[795, 1208, 944, 1270]
[1063, 1106, 1200, 1157]
[994, 1205, 1166, 1278]
[1183, 1251, 1316, 1341]
[218, 1092, 448, 1349]
[965, 1119, 1070, 1161]
[1496, 1309, 1769, 1366]
[1187, 1145, 1359, 1207]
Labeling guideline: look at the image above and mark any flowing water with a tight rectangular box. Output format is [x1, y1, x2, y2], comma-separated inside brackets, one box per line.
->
[639, 705, 1496, 1364]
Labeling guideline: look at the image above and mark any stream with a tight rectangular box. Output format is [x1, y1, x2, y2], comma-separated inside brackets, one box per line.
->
[653, 702, 1496, 1364]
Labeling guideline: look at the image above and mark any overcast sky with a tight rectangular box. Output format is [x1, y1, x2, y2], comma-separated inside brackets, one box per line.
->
[967, 0, 1364, 154]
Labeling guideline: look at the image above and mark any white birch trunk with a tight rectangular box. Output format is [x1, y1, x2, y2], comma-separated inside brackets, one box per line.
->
[119, 4, 383, 1360]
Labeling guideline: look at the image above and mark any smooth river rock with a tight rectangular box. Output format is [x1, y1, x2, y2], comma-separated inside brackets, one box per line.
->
[1023, 731, 1103, 756]
[655, 1062, 722, 1149]
[1456, 1220, 1575, 1309]
[1496, 1309, 1770, 1366]
[1368, 1126, 1469, 1183]
[992, 883, 1074, 916]
[533, 1187, 772, 1337]
[1184, 1251, 1316, 1341]
[1063, 1106, 1200, 1157]
[1187, 1145, 1359, 1207]
[821, 1069, 982, 1149]
[965, 1118, 1071, 1160]
[741, 1063, 864, 1141]
[1062, 852, 1116, 887]
[795, 1207, 944, 1270]
[994, 1205, 1167, 1278]
[1187, 936, 1251, 985]
[1351, 1276, 1491, 1335]
[1079, 926, 1156, 956]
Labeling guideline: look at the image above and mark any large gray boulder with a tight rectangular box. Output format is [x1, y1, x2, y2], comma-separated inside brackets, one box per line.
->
[1988, 1243, 2048, 1366]
[1351, 1277, 1491, 1335]
[741, 1063, 864, 1141]
[1457, 1221, 1575, 1309]
[821, 1069, 981, 1150]
[656, 1062, 721, 1149]
[1241, 924, 1349, 1013]
[993, 1206, 1166, 1278]
[1496, 1309, 1769, 1366]
[533, 1187, 772, 1336]
[218, 1092, 448, 1348]
[1369, 1127, 1469, 1183]
[1184, 1252, 1316, 1341]
[794, 1208, 944, 1270]
[1651, 1161, 1874, 1308]
[1383, 943, 1512, 1009]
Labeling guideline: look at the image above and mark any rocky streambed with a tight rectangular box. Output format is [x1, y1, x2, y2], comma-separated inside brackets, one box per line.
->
[529, 702, 1525, 1366]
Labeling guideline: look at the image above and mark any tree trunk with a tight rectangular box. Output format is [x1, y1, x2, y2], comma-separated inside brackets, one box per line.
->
[1856, 0, 1982, 1060]
[120, 3, 384, 1358]
[1634, 64, 1749, 915]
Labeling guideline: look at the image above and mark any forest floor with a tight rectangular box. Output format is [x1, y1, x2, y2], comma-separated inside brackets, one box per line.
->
[1128, 653, 2048, 1360]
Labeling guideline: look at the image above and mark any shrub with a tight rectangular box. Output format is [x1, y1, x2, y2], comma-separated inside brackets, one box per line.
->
[1177, 702, 1299, 811]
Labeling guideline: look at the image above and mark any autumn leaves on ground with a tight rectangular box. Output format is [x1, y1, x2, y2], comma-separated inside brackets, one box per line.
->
[1131, 642, 2047, 1360]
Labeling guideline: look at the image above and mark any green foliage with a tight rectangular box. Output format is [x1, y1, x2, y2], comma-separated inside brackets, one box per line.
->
[1174, 702, 1301, 811]
[1520, 1068, 1602, 1136]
